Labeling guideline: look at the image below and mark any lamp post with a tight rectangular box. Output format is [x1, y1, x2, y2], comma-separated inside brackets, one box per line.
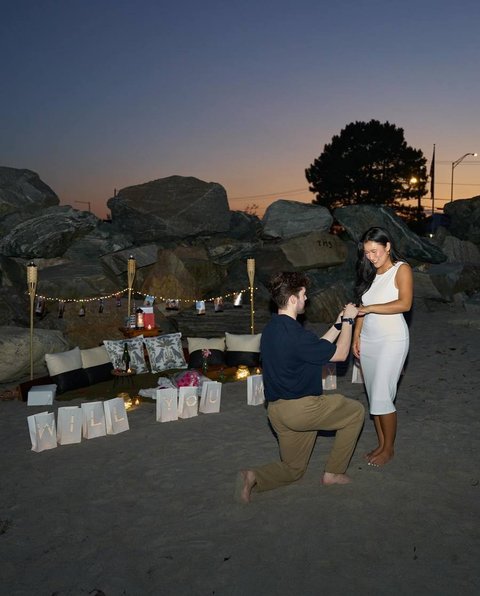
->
[450, 153, 477, 202]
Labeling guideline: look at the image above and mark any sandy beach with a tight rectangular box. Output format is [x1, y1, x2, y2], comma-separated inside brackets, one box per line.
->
[1, 306, 479, 596]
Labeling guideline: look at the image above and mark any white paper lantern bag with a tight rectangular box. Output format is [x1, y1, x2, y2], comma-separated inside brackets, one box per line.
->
[247, 374, 265, 406]
[57, 406, 82, 445]
[155, 388, 178, 423]
[177, 387, 199, 419]
[352, 359, 364, 384]
[104, 397, 130, 435]
[81, 401, 107, 439]
[199, 381, 222, 414]
[322, 363, 337, 390]
[27, 411, 57, 452]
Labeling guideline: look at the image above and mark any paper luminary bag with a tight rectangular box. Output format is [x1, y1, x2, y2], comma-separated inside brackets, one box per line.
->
[322, 363, 337, 390]
[56, 406, 83, 445]
[199, 381, 222, 414]
[104, 398, 130, 435]
[27, 411, 57, 452]
[156, 388, 178, 422]
[81, 401, 107, 439]
[352, 359, 365, 384]
[177, 386, 199, 419]
[247, 374, 265, 406]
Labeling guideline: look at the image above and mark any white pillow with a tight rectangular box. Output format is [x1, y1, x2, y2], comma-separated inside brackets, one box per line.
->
[80, 345, 110, 368]
[103, 336, 148, 374]
[187, 337, 225, 353]
[225, 332, 262, 352]
[80, 345, 113, 384]
[45, 346, 83, 376]
[144, 333, 187, 373]
[44, 347, 89, 393]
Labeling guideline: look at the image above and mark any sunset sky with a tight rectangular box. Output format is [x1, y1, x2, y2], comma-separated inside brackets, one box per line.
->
[2, 0, 479, 219]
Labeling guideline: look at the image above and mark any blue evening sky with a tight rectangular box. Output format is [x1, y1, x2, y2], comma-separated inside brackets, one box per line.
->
[1, 0, 479, 217]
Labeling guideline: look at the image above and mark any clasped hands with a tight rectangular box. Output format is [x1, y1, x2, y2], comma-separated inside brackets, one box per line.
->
[334, 303, 359, 326]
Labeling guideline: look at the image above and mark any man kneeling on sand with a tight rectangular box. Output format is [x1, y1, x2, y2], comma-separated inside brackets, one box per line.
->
[236, 271, 365, 503]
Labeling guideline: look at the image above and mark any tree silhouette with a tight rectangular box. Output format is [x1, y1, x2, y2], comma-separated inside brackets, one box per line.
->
[305, 120, 427, 226]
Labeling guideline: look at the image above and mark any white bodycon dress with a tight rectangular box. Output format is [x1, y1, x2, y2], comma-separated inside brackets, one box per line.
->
[360, 261, 409, 415]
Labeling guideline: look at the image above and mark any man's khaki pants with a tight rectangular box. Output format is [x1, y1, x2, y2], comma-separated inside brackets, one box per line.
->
[254, 394, 365, 492]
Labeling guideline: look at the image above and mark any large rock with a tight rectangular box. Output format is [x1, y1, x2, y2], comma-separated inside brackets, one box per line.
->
[34, 259, 119, 301]
[63, 224, 133, 261]
[0, 285, 31, 327]
[205, 238, 258, 265]
[0, 205, 99, 258]
[280, 231, 348, 269]
[444, 196, 480, 244]
[437, 235, 480, 265]
[35, 297, 134, 348]
[427, 262, 480, 300]
[334, 205, 447, 264]
[228, 211, 262, 241]
[0, 326, 69, 383]
[307, 284, 351, 323]
[107, 175, 231, 243]
[141, 245, 226, 303]
[0, 167, 59, 219]
[101, 245, 159, 275]
[262, 200, 333, 240]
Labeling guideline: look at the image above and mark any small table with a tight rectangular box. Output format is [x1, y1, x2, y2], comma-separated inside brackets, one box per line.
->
[111, 369, 136, 389]
[120, 327, 161, 339]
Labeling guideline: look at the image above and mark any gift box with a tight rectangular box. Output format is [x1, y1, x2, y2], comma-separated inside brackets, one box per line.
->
[27, 384, 57, 406]
[142, 305, 155, 328]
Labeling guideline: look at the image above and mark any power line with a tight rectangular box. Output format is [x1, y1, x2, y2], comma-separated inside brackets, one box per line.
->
[229, 188, 309, 201]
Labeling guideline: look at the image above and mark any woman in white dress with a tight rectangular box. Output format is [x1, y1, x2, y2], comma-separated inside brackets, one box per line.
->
[352, 227, 413, 466]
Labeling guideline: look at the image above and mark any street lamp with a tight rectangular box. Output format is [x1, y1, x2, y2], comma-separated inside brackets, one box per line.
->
[409, 177, 421, 210]
[450, 152, 477, 202]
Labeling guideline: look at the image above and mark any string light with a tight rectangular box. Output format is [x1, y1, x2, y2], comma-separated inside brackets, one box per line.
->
[27, 287, 256, 305]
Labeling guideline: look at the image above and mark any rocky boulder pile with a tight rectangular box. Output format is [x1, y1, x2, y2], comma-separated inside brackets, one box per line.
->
[1, 166, 479, 385]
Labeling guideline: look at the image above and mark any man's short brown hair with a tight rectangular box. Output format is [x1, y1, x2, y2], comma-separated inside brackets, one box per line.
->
[267, 271, 310, 309]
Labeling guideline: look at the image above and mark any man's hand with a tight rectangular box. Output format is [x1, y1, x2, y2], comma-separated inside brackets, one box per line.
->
[343, 303, 358, 319]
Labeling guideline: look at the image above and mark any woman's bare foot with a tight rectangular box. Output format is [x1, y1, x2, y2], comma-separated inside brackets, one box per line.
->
[321, 472, 352, 485]
[234, 470, 257, 503]
[368, 448, 394, 466]
[364, 446, 382, 461]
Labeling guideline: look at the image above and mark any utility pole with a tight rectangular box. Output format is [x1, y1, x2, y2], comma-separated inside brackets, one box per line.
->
[75, 201, 91, 213]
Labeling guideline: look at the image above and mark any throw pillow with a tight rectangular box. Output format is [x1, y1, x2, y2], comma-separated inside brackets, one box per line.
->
[103, 336, 148, 374]
[45, 346, 89, 394]
[187, 336, 226, 368]
[144, 333, 188, 373]
[80, 345, 113, 385]
[225, 332, 262, 367]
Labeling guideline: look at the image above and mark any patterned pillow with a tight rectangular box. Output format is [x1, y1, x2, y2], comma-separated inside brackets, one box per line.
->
[144, 333, 188, 373]
[225, 332, 262, 367]
[187, 336, 226, 368]
[103, 336, 148, 374]
[45, 346, 89, 394]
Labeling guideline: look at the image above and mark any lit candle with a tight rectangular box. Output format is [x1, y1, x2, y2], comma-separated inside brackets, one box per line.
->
[147, 324, 152, 330]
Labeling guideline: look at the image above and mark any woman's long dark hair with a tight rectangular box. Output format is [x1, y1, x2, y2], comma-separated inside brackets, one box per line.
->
[354, 227, 405, 303]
